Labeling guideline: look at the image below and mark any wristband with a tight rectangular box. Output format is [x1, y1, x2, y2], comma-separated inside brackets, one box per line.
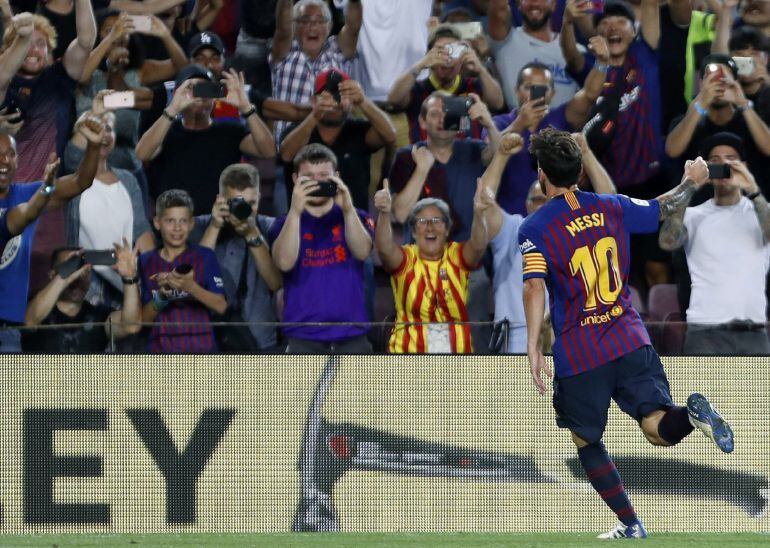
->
[242, 105, 257, 118]
[121, 275, 139, 285]
[737, 100, 754, 113]
[162, 109, 176, 122]
[747, 191, 761, 201]
[693, 101, 707, 117]
[246, 234, 264, 248]
[595, 63, 610, 74]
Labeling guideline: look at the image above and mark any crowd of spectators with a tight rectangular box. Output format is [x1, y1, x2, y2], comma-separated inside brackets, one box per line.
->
[0, 0, 769, 355]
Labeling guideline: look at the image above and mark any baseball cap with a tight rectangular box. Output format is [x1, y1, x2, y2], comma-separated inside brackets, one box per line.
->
[594, 1, 636, 27]
[314, 68, 350, 95]
[188, 31, 225, 58]
[174, 64, 215, 89]
[699, 132, 746, 160]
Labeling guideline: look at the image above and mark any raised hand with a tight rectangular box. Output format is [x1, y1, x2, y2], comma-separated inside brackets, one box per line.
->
[726, 160, 760, 193]
[221, 69, 251, 113]
[210, 195, 230, 228]
[168, 78, 196, 116]
[331, 176, 354, 213]
[684, 156, 710, 186]
[311, 91, 339, 120]
[290, 177, 321, 215]
[338, 79, 365, 107]
[0, 107, 23, 136]
[112, 237, 138, 278]
[12, 12, 35, 38]
[473, 178, 496, 215]
[43, 153, 60, 187]
[78, 115, 106, 146]
[588, 35, 610, 65]
[411, 144, 436, 172]
[499, 132, 525, 156]
[374, 178, 392, 214]
[467, 93, 492, 127]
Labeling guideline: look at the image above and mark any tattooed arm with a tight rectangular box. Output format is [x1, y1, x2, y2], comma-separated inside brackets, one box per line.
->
[657, 157, 709, 220]
[657, 157, 709, 251]
[728, 160, 770, 241]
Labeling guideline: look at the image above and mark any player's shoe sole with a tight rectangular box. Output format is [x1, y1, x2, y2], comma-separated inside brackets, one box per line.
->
[687, 393, 734, 454]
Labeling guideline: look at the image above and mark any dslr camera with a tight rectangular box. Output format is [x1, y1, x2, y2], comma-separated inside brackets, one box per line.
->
[442, 96, 474, 131]
[228, 196, 253, 221]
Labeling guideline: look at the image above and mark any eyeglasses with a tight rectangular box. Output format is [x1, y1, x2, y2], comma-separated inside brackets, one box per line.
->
[415, 217, 446, 228]
[295, 17, 329, 27]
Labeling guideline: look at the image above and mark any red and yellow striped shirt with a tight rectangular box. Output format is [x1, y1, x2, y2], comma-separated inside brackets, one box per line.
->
[388, 242, 477, 353]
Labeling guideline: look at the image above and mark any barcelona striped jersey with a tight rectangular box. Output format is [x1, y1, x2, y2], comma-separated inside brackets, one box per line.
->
[388, 242, 477, 353]
[518, 190, 660, 378]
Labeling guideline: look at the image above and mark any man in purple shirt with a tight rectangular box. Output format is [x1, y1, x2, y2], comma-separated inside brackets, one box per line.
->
[269, 143, 374, 353]
[484, 40, 608, 215]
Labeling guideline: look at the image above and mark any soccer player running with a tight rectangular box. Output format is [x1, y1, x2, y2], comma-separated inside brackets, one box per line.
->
[519, 128, 735, 539]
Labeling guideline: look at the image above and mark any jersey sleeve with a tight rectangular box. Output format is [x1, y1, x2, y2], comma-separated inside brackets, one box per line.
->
[138, 254, 154, 305]
[518, 224, 548, 280]
[617, 194, 661, 234]
[202, 249, 225, 295]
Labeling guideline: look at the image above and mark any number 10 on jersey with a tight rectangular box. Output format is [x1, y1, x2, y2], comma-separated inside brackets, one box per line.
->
[569, 236, 622, 311]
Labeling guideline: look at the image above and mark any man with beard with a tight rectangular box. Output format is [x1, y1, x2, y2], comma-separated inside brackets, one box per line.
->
[22, 241, 141, 353]
[387, 24, 504, 142]
[488, 0, 581, 109]
[659, 132, 770, 355]
[666, 54, 770, 197]
[279, 69, 396, 210]
[740, 0, 770, 38]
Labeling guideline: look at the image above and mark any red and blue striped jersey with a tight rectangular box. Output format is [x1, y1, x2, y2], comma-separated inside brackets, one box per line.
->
[139, 245, 225, 354]
[518, 190, 660, 378]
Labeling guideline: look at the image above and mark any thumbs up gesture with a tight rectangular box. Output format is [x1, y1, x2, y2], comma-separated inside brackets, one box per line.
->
[374, 178, 392, 214]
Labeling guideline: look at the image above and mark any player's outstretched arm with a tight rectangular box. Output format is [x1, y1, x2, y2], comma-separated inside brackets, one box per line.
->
[656, 157, 709, 220]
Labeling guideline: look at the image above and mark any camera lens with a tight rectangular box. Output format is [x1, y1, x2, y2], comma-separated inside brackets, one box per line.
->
[228, 197, 252, 221]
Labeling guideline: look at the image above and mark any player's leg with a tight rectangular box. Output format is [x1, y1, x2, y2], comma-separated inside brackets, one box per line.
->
[555, 367, 646, 538]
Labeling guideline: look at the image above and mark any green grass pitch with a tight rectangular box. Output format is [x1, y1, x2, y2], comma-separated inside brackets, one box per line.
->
[0, 533, 768, 547]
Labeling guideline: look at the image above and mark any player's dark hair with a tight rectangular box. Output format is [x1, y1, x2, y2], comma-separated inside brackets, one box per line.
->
[292, 143, 338, 173]
[729, 26, 770, 53]
[517, 61, 554, 89]
[529, 127, 582, 189]
[156, 189, 195, 217]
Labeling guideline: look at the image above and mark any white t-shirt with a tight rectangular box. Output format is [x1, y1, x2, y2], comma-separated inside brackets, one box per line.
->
[490, 27, 580, 110]
[78, 177, 134, 290]
[684, 197, 770, 324]
[356, 0, 432, 101]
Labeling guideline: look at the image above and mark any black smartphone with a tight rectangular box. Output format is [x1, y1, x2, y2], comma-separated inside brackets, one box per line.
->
[308, 180, 338, 198]
[54, 255, 84, 279]
[83, 249, 116, 266]
[324, 70, 343, 103]
[174, 263, 193, 275]
[442, 96, 473, 131]
[707, 163, 731, 179]
[192, 82, 226, 99]
[529, 85, 548, 101]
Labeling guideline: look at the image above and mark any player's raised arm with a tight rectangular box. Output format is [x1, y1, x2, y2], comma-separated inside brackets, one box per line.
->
[656, 157, 710, 220]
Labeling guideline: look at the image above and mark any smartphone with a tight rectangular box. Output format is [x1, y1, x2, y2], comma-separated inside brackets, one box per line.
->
[54, 255, 84, 279]
[529, 85, 549, 101]
[706, 63, 725, 81]
[590, 0, 605, 13]
[451, 22, 482, 41]
[103, 91, 135, 110]
[733, 56, 756, 78]
[324, 70, 343, 103]
[192, 82, 226, 99]
[445, 42, 469, 61]
[707, 163, 731, 180]
[128, 15, 152, 33]
[308, 180, 338, 198]
[174, 263, 193, 275]
[442, 95, 473, 131]
[83, 249, 116, 266]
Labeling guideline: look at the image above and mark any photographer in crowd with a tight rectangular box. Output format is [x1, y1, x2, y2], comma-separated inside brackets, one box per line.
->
[23, 240, 141, 352]
[135, 64, 275, 215]
[388, 24, 504, 142]
[659, 133, 770, 355]
[269, 143, 374, 353]
[194, 163, 282, 352]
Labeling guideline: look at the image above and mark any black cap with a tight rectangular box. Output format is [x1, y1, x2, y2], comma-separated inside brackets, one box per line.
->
[699, 53, 739, 80]
[188, 31, 225, 57]
[174, 63, 214, 89]
[699, 131, 746, 160]
[594, 1, 636, 27]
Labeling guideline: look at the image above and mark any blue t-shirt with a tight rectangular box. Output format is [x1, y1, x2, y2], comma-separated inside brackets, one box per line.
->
[580, 38, 662, 188]
[0, 182, 42, 323]
[484, 105, 569, 216]
[518, 191, 659, 377]
[0, 208, 9, 250]
[268, 204, 374, 342]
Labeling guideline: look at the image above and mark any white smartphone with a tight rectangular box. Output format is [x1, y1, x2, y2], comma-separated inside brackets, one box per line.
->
[452, 22, 482, 41]
[733, 56, 756, 78]
[103, 91, 135, 110]
[128, 15, 152, 33]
